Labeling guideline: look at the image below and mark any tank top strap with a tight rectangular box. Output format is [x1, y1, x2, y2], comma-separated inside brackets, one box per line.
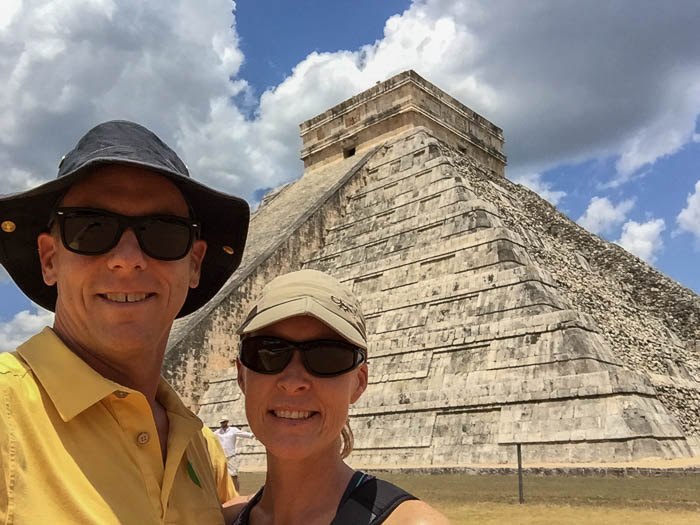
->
[336, 471, 374, 513]
[230, 486, 264, 525]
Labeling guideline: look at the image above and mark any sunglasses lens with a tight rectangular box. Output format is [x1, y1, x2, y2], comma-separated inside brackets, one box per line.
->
[240, 337, 293, 374]
[58, 209, 195, 260]
[139, 218, 192, 260]
[303, 342, 361, 376]
[62, 213, 120, 254]
[240, 337, 363, 377]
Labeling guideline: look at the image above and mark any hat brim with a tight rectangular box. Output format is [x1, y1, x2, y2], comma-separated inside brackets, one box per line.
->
[236, 296, 367, 349]
[0, 161, 249, 318]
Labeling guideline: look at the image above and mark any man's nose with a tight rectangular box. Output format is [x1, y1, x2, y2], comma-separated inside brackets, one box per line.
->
[106, 228, 148, 270]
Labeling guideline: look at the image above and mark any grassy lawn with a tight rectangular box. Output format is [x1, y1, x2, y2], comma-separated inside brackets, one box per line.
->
[238, 471, 700, 524]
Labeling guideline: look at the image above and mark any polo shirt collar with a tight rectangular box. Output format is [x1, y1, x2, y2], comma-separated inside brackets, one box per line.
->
[16, 327, 198, 426]
[17, 328, 119, 422]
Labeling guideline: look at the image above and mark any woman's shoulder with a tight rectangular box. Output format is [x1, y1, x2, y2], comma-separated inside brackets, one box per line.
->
[346, 473, 449, 525]
[383, 499, 450, 525]
[222, 499, 249, 524]
[222, 492, 259, 525]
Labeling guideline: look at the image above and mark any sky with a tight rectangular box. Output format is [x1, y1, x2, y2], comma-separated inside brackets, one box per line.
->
[1, 0, 699, 350]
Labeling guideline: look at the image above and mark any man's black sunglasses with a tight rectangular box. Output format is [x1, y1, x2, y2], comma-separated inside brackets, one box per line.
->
[239, 336, 366, 378]
[52, 207, 200, 261]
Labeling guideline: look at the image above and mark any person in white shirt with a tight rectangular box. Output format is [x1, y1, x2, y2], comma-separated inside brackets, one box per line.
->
[214, 418, 254, 491]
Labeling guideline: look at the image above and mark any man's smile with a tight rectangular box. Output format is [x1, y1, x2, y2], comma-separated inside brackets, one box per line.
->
[98, 292, 157, 304]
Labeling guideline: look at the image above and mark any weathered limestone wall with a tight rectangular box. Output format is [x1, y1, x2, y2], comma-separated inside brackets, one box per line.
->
[444, 151, 700, 440]
[189, 127, 698, 467]
[162, 219, 321, 408]
[166, 72, 699, 467]
[164, 150, 377, 408]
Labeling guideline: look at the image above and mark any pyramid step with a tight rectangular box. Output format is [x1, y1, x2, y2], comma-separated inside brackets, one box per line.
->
[326, 197, 502, 249]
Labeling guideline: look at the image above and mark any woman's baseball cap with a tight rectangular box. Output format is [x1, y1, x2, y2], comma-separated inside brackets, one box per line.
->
[236, 269, 367, 349]
[0, 120, 250, 317]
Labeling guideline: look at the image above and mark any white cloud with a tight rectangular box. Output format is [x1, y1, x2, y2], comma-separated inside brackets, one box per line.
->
[0, 307, 54, 352]
[2, 0, 700, 203]
[509, 173, 566, 206]
[0, 0, 249, 194]
[617, 218, 666, 263]
[614, 77, 700, 177]
[676, 179, 700, 242]
[577, 197, 635, 235]
[0, 0, 22, 31]
[238, 0, 700, 190]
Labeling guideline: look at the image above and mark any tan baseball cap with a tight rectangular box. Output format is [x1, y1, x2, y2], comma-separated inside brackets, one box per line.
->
[236, 270, 367, 349]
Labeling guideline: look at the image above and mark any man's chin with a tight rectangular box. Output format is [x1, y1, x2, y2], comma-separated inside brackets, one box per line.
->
[92, 324, 170, 354]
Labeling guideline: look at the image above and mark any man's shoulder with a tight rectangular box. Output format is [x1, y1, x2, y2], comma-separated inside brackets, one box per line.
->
[0, 350, 41, 421]
[0, 329, 54, 383]
[0, 350, 32, 381]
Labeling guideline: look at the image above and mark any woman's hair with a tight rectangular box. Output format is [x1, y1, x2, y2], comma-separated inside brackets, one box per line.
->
[340, 419, 354, 459]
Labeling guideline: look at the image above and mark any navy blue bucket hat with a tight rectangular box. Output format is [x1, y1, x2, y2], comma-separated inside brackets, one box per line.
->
[0, 120, 250, 317]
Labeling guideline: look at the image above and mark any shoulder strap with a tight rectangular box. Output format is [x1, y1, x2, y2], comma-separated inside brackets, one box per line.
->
[232, 486, 264, 525]
[330, 477, 417, 525]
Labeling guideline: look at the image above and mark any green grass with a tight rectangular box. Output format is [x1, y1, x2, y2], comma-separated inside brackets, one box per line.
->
[238, 472, 700, 524]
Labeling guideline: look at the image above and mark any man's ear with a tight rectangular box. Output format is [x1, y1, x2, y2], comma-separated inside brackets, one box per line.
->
[350, 363, 368, 404]
[37, 233, 59, 286]
[188, 240, 207, 288]
[236, 359, 246, 394]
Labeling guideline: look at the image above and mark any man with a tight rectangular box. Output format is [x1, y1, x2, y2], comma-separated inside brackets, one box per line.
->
[0, 121, 249, 524]
[214, 418, 255, 492]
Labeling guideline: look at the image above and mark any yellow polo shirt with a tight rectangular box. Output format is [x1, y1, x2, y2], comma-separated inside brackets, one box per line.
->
[0, 328, 225, 525]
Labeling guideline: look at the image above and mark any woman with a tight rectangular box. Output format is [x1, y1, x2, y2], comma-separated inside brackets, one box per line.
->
[225, 270, 449, 525]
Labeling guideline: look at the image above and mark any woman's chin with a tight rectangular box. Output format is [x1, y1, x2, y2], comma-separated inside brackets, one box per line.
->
[265, 440, 338, 463]
[266, 443, 318, 461]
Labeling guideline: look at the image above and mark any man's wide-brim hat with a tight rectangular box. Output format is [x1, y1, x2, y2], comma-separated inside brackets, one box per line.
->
[0, 120, 250, 318]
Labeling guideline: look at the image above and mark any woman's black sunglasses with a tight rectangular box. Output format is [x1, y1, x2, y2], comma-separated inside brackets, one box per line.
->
[239, 336, 366, 377]
[52, 207, 200, 261]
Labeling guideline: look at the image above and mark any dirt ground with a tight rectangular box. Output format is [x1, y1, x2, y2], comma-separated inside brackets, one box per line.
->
[238, 464, 700, 524]
[347, 455, 700, 471]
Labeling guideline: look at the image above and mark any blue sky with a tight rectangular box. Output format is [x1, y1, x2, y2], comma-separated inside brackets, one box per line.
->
[1, 0, 699, 349]
[236, 1, 413, 95]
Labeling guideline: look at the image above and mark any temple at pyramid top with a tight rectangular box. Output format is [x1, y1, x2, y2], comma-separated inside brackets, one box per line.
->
[299, 70, 507, 176]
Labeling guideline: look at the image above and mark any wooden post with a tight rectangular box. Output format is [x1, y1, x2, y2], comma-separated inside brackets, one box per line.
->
[517, 443, 524, 504]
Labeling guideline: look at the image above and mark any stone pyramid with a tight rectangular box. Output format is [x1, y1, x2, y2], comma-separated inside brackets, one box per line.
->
[164, 70, 700, 468]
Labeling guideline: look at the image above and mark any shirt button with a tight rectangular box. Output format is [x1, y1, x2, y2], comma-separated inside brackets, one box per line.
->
[137, 432, 150, 445]
[114, 391, 129, 398]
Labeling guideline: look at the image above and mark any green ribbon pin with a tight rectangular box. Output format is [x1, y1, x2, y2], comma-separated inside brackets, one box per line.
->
[187, 460, 202, 488]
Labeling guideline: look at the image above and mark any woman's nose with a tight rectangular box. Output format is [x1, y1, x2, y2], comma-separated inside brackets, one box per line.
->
[276, 350, 312, 393]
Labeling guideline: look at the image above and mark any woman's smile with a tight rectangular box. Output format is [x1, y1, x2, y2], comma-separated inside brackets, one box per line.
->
[270, 409, 317, 420]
